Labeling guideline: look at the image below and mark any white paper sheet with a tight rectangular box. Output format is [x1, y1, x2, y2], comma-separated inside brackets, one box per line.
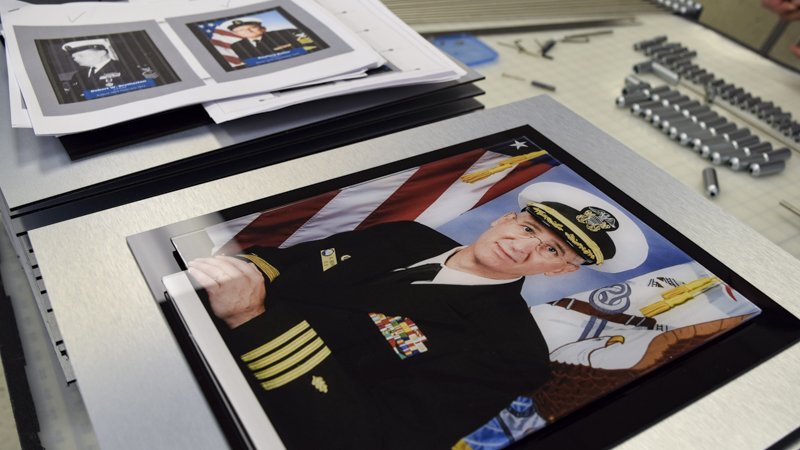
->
[2, 0, 384, 135]
[203, 0, 466, 123]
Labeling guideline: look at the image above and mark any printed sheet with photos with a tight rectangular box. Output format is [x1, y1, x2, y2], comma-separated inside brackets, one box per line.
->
[2, 0, 384, 135]
[126, 123, 800, 449]
[201, 0, 467, 123]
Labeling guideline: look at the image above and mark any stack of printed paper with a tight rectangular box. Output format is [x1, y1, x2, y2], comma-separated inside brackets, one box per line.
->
[2, 0, 466, 135]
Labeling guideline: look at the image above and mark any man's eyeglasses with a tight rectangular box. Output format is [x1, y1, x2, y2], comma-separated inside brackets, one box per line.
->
[512, 215, 583, 268]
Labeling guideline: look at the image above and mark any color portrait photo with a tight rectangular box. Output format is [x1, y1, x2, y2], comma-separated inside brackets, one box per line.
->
[189, 7, 328, 71]
[35, 31, 181, 104]
[163, 134, 761, 449]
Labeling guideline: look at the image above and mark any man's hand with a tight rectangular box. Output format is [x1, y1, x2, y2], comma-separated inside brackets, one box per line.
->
[188, 256, 266, 329]
[762, 0, 800, 21]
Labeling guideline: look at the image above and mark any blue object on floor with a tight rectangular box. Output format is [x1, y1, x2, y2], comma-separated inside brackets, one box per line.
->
[432, 34, 498, 66]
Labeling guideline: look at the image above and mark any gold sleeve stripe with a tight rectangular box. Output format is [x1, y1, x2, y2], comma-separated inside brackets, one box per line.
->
[240, 321, 310, 362]
[238, 254, 280, 282]
[260, 346, 331, 391]
[254, 337, 325, 380]
[246, 328, 317, 371]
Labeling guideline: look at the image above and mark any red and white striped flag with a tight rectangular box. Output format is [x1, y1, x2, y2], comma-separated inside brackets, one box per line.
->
[210, 141, 558, 254]
[209, 27, 245, 68]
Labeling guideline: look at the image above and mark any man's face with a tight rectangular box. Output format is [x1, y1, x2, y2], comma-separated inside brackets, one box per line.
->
[71, 48, 108, 68]
[231, 24, 266, 40]
[469, 211, 584, 279]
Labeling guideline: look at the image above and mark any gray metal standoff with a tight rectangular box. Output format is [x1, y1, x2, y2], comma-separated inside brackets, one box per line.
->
[711, 146, 744, 165]
[653, 46, 686, 59]
[677, 64, 699, 75]
[769, 112, 792, 125]
[680, 129, 715, 146]
[677, 100, 702, 113]
[714, 84, 736, 96]
[695, 73, 715, 84]
[752, 101, 774, 114]
[645, 42, 681, 55]
[652, 90, 681, 101]
[741, 96, 761, 109]
[685, 68, 707, 78]
[692, 111, 719, 123]
[721, 87, 744, 100]
[652, 61, 680, 84]
[651, 110, 684, 125]
[616, 92, 650, 107]
[750, 160, 786, 176]
[670, 57, 697, 69]
[683, 104, 710, 117]
[692, 135, 726, 151]
[634, 36, 668, 50]
[633, 60, 654, 74]
[709, 123, 737, 136]
[631, 100, 663, 115]
[700, 117, 727, 130]
[701, 141, 735, 158]
[669, 122, 702, 139]
[661, 117, 694, 132]
[662, 95, 691, 106]
[731, 92, 751, 105]
[732, 135, 759, 149]
[707, 79, 725, 88]
[741, 142, 772, 155]
[624, 75, 650, 87]
[730, 148, 791, 170]
[723, 129, 750, 141]
[758, 107, 781, 119]
[783, 122, 800, 136]
[703, 167, 719, 197]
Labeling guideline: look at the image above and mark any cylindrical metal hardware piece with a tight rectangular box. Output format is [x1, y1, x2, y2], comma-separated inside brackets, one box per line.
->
[616, 92, 649, 107]
[683, 104, 710, 117]
[701, 141, 735, 158]
[700, 117, 727, 130]
[750, 160, 786, 176]
[732, 135, 759, 149]
[693, 136, 726, 152]
[703, 168, 719, 197]
[633, 60, 653, 74]
[652, 61, 680, 84]
[709, 123, 737, 136]
[662, 95, 690, 107]
[742, 142, 772, 155]
[724, 129, 750, 141]
[631, 100, 663, 115]
[634, 36, 668, 50]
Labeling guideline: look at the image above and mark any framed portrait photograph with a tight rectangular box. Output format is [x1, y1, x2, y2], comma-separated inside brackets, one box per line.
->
[187, 6, 329, 71]
[34, 31, 181, 104]
[128, 125, 800, 450]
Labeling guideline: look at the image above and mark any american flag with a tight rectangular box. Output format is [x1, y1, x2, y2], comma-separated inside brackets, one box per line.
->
[209, 138, 560, 254]
[195, 21, 245, 68]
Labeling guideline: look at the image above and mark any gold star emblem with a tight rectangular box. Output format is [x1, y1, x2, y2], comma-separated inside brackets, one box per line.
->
[311, 376, 328, 393]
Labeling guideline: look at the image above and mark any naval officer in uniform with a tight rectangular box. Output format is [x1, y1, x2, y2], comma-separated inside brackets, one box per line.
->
[223, 17, 319, 63]
[188, 181, 644, 449]
[62, 39, 141, 102]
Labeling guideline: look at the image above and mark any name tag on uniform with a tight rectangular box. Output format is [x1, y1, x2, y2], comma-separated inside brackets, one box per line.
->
[320, 248, 337, 271]
[369, 313, 428, 360]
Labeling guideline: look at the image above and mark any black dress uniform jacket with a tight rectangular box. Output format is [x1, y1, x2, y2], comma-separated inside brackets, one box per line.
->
[66, 60, 140, 102]
[230, 28, 316, 61]
[221, 221, 552, 449]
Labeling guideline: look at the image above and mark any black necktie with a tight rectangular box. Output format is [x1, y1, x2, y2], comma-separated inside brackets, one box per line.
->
[371, 263, 442, 285]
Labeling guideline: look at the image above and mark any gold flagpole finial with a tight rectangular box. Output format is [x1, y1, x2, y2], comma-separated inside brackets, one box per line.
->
[459, 150, 549, 184]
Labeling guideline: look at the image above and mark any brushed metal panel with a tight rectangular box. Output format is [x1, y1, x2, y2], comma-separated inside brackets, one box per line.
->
[29, 96, 800, 449]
